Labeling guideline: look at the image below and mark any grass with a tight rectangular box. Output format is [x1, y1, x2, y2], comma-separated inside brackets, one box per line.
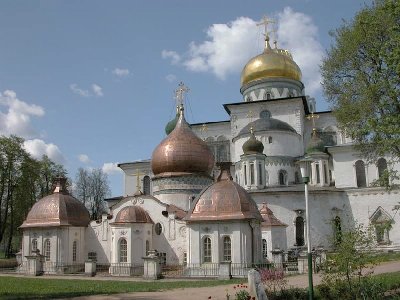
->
[0, 276, 244, 299]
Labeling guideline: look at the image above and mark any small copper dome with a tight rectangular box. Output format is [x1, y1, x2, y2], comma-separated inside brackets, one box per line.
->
[260, 203, 287, 227]
[20, 177, 90, 228]
[185, 163, 262, 222]
[113, 206, 153, 224]
[242, 127, 264, 155]
[151, 105, 215, 177]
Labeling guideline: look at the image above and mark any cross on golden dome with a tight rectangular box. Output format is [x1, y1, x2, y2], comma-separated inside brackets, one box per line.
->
[257, 15, 275, 41]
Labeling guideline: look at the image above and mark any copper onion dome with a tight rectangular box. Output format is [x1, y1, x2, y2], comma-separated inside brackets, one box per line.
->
[151, 105, 215, 177]
[113, 206, 153, 224]
[242, 127, 264, 155]
[20, 177, 90, 228]
[241, 37, 302, 87]
[185, 163, 262, 222]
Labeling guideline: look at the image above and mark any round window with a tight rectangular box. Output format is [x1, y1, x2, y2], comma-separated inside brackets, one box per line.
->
[155, 223, 162, 235]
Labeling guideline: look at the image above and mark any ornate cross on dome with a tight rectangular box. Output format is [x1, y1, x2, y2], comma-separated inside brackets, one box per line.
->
[257, 15, 275, 40]
[200, 123, 208, 140]
[307, 112, 320, 136]
[174, 82, 190, 107]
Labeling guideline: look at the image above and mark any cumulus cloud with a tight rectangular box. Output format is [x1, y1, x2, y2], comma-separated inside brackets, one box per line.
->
[70, 84, 90, 97]
[161, 50, 181, 65]
[163, 10, 323, 94]
[0, 90, 45, 138]
[112, 68, 130, 77]
[23, 139, 65, 164]
[276, 7, 324, 95]
[70, 83, 104, 97]
[166, 74, 177, 83]
[91, 84, 103, 97]
[78, 154, 90, 164]
[102, 162, 122, 175]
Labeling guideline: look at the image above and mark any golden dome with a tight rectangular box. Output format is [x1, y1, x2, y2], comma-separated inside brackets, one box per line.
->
[185, 163, 262, 222]
[113, 206, 153, 224]
[151, 105, 215, 177]
[20, 178, 90, 228]
[241, 38, 302, 86]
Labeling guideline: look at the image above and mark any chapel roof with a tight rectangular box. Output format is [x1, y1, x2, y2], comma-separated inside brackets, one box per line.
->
[20, 177, 90, 228]
[184, 162, 262, 222]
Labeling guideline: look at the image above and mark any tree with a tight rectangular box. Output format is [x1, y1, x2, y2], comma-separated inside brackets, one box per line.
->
[321, 0, 400, 162]
[0, 135, 67, 257]
[74, 168, 110, 220]
[320, 225, 383, 299]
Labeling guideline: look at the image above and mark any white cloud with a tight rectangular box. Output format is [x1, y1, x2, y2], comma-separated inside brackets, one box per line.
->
[276, 7, 324, 95]
[112, 68, 130, 77]
[161, 50, 181, 65]
[70, 83, 104, 97]
[165, 74, 177, 83]
[23, 139, 65, 164]
[0, 90, 45, 138]
[102, 162, 122, 175]
[163, 11, 323, 94]
[78, 154, 90, 164]
[91, 84, 103, 97]
[70, 84, 90, 97]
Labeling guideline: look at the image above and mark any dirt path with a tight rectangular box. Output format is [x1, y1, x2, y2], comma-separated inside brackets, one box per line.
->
[66, 260, 400, 300]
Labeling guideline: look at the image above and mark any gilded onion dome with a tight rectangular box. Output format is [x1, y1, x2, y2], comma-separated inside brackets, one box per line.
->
[242, 127, 264, 155]
[20, 177, 90, 228]
[184, 163, 263, 222]
[241, 37, 302, 87]
[113, 206, 153, 224]
[151, 105, 215, 177]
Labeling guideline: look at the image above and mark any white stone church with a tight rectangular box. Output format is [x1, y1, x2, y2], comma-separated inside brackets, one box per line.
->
[19, 32, 400, 275]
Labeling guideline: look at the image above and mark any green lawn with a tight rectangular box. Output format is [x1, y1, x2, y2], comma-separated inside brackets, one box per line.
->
[0, 276, 243, 299]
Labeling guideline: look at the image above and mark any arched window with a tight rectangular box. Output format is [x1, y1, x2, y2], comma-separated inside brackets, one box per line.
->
[119, 238, 128, 263]
[266, 93, 271, 100]
[258, 163, 263, 185]
[223, 236, 231, 261]
[217, 145, 227, 162]
[244, 164, 247, 185]
[203, 237, 212, 263]
[143, 176, 151, 195]
[268, 136, 273, 144]
[355, 160, 367, 187]
[377, 158, 388, 179]
[279, 170, 287, 185]
[295, 217, 305, 246]
[31, 239, 38, 253]
[44, 239, 51, 261]
[72, 241, 77, 262]
[250, 163, 255, 185]
[145, 240, 150, 256]
[262, 239, 268, 259]
[333, 216, 342, 246]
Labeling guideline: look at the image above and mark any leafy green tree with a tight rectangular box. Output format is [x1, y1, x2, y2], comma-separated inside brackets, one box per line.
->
[0, 135, 67, 257]
[321, 0, 400, 162]
[321, 225, 383, 299]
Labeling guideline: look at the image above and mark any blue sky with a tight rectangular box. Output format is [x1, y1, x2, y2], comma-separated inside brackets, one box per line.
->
[0, 0, 369, 196]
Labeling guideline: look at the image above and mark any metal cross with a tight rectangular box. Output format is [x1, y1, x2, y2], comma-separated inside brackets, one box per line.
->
[200, 123, 208, 140]
[307, 112, 320, 130]
[174, 82, 190, 107]
[257, 15, 275, 39]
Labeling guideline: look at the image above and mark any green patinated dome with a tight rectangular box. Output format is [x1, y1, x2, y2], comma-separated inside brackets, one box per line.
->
[306, 129, 325, 154]
[165, 113, 179, 135]
[242, 128, 264, 155]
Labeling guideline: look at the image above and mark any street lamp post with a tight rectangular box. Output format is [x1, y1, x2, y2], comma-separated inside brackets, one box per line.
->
[297, 157, 314, 300]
